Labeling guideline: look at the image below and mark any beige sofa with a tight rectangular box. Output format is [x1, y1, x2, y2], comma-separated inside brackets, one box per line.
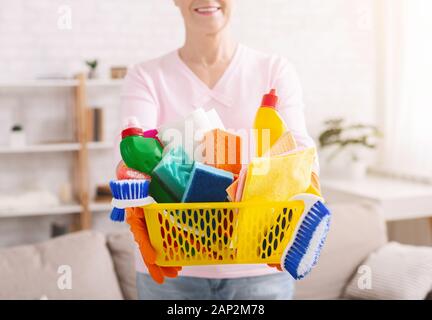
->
[0, 202, 429, 299]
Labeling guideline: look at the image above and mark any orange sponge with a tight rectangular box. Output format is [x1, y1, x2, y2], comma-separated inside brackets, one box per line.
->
[226, 179, 239, 202]
[204, 129, 242, 175]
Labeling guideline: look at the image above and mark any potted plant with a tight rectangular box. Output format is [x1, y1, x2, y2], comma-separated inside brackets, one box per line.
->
[318, 119, 381, 179]
[85, 59, 99, 79]
[10, 124, 26, 148]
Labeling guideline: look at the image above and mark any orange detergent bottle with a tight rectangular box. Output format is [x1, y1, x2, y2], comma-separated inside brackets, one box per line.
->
[253, 89, 288, 157]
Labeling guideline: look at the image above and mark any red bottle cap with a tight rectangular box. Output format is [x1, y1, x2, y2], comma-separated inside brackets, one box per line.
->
[261, 89, 278, 108]
[121, 117, 145, 138]
[121, 127, 145, 139]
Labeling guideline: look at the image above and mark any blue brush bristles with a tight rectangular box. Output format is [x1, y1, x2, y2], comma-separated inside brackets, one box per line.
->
[283, 199, 331, 280]
[110, 207, 125, 222]
[109, 179, 150, 222]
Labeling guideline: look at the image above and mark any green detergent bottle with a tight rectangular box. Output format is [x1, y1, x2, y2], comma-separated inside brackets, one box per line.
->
[120, 117, 163, 175]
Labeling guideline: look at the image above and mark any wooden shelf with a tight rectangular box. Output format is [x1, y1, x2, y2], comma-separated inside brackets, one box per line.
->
[89, 202, 112, 212]
[0, 74, 119, 229]
[86, 79, 124, 87]
[0, 202, 115, 217]
[0, 142, 114, 154]
[87, 141, 114, 150]
[0, 204, 82, 218]
[0, 79, 123, 89]
[0, 80, 78, 88]
[0, 143, 81, 154]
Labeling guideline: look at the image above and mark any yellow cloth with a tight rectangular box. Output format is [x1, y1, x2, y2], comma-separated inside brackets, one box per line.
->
[241, 148, 316, 202]
[306, 171, 322, 197]
[305, 184, 321, 197]
[264, 131, 297, 157]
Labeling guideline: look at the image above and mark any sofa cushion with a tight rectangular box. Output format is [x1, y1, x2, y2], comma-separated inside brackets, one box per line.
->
[0, 231, 123, 300]
[344, 242, 432, 300]
[106, 231, 137, 300]
[294, 202, 387, 300]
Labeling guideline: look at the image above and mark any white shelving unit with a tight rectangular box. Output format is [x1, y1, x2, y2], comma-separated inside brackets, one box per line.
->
[0, 79, 123, 89]
[1, 76, 123, 228]
[0, 204, 83, 218]
[0, 142, 114, 154]
[86, 79, 124, 87]
[0, 201, 112, 219]
[0, 80, 78, 88]
[87, 141, 114, 150]
[89, 202, 112, 212]
[0, 143, 81, 154]
[0, 202, 115, 218]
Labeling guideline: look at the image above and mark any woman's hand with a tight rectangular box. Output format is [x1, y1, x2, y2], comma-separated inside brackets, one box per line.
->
[126, 207, 182, 284]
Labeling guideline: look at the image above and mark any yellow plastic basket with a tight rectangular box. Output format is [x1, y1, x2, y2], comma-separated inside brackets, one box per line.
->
[142, 200, 305, 267]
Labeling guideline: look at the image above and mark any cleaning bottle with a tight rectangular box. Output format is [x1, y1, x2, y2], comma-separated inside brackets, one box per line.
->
[120, 117, 163, 175]
[253, 89, 288, 157]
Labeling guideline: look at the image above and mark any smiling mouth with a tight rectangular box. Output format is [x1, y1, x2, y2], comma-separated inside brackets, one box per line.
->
[194, 6, 221, 16]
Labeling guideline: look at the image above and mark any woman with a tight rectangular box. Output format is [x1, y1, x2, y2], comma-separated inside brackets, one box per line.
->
[121, 0, 320, 300]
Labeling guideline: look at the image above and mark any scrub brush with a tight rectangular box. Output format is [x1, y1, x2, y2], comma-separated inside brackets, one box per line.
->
[110, 179, 155, 222]
[281, 193, 331, 280]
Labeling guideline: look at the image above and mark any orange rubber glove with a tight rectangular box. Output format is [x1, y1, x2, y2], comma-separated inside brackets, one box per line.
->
[126, 207, 182, 284]
[268, 172, 321, 272]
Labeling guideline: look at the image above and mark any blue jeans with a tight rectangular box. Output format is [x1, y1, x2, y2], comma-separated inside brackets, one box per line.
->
[136, 272, 295, 300]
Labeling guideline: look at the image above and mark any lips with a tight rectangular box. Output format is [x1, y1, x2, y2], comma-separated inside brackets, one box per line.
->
[194, 6, 221, 15]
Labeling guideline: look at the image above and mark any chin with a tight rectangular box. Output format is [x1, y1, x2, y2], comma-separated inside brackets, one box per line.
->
[192, 19, 228, 35]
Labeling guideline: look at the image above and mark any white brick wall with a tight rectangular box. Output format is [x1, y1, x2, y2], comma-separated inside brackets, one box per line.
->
[0, 0, 183, 78]
[0, 0, 377, 130]
[0, 0, 377, 246]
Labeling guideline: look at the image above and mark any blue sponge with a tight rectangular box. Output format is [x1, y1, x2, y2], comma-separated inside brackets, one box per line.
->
[182, 162, 234, 203]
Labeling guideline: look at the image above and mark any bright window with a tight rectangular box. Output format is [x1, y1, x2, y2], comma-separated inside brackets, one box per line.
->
[380, 0, 432, 180]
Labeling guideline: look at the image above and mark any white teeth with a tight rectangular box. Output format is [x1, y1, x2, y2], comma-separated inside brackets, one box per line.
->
[196, 7, 220, 13]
